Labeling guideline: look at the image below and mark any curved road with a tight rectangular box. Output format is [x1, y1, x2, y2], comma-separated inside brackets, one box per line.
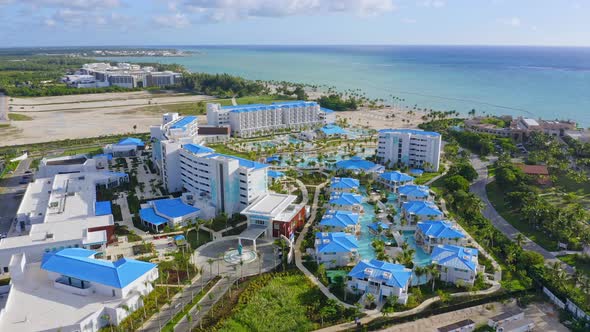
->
[469, 155, 574, 274]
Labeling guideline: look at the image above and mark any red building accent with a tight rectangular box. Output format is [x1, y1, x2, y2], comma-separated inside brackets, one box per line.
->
[272, 206, 306, 239]
[88, 225, 116, 245]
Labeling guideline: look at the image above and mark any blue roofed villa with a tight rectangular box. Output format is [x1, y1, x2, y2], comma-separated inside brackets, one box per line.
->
[330, 177, 360, 193]
[318, 124, 347, 138]
[315, 232, 360, 268]
[103, 137, 145, 157]
[416, 220, 466, 253]
[318, 210, 360, 233]
[328, 192, 364, 212]
[335, 157, 385, 174]
[378, 171, 414, 192]
[402, 200, 443, 224]
[431, 245, 481, 286]
[347, 259, 412, 305]
[398, 184, 431, 205]
[139, 197, 200, 232]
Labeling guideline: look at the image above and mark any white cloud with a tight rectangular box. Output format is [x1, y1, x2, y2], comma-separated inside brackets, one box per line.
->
[182, 0, 396, 22]
[499, 16, 521, 27]
[419, 0, 445, 8]
[153, 13, 191, 28]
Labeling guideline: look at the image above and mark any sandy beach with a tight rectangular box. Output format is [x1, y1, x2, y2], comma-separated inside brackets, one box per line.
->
[336, 106, 428, 130]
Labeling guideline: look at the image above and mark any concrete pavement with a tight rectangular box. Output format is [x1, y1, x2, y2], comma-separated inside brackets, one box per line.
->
[469, 155, 574, 274]
[0, 158, 32, 235]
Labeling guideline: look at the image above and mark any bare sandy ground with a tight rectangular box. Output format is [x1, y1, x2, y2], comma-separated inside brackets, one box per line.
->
[1, 92, 213, 147]
[337, 106, 428, 130]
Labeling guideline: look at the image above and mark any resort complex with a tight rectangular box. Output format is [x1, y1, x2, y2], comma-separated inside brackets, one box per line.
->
[377, 129, 442, 171]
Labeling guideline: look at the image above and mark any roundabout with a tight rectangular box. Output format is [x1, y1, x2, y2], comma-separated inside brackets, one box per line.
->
[223, 248, 257, 264]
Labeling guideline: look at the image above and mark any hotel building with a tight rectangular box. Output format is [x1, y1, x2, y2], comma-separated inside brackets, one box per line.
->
[206, 101, 331, 137]
[377, 129, 442, 172]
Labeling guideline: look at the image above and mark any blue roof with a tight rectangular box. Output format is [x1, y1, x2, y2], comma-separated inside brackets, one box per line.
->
[183, 143, 215, 155]
[379, 129, 441, 137]
[348, 259, 412, 288]
[174, 235, 186, 241]
[224, 101, 318, 113]
[431, 245, 478, 272]
[116, 137, 144, 147]
[170, 116, 197, 129]
[41, 248, 157, 288]
[417, 220, 465, 239]
[320, 124, 346, 136]
[320, 210, 360, 228]
[93, 153, 113, 161]
[399, 184, 430, 198]
[335, 157, 378, 171]
[316, 232, 359, 253]
[329, 192, 363, 206]
[140, 207, 168, 226]
[320, 107, 335, 114]
[95, 201, 112, 216]
[380, 171, 414, 183]
[153, 198, 200, 219]
[330, 177, 359, 190]
[368, 222, 390, 233]
[402, 201, 443, 217]
[266, 155, 281, 163]
[268, 170, 285, 178]
[409, 169, 425, 176]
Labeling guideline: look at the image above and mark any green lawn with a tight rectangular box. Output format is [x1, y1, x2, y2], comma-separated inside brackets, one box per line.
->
[558, 254, 590, 277]
[486, 181, 558, 251]
[8, 113, 32, 121]
[207, 143, 252, 159]
[186, 229, 212, 249]
[414, 171, 443, 185]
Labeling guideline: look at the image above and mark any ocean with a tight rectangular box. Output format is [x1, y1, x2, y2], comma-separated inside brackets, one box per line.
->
[100, 45, 590, 127]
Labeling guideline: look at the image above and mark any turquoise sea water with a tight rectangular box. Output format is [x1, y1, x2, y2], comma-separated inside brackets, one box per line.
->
[101, 45, 590, 126]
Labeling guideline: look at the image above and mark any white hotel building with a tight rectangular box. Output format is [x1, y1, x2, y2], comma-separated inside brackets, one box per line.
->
[150, 113, 199, 193]
[376, 129, 442, 172]
[206, 101, 331, 137]
[179, 144, 269, 217]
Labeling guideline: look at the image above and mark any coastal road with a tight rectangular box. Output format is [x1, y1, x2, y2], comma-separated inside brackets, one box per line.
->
[469, 155, 575, 274]
[0, 158, 32, 235]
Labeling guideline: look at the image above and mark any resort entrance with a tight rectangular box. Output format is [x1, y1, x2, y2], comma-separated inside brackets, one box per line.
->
[237, 225, 267, 251]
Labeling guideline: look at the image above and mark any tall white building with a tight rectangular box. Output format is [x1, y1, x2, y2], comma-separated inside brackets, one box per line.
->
[206, 101, 330, 137]
[376, 129, 442, 172]
[179, 144, 269, 217]
[150, 113, 199, 193]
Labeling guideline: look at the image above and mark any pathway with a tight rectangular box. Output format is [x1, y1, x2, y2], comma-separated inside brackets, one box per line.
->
[469, 155, 574, 274]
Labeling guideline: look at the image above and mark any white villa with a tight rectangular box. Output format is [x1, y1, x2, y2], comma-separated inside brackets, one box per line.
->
[378, 171, 414, 192]
[401, 200, 443, 224]
[431, 245, 480, 286]
[415, 220, 466, 253]
[398, 184, 431, 205]
[329, 177, 360, 193]
[347, 259, 412, 305]
[318, 210, 360, 233]
[314, 232, 359, 268]
[0, 248, 158, 332]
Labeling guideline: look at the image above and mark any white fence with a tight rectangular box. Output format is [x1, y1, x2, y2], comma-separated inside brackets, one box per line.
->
[543, 286, 590, 321]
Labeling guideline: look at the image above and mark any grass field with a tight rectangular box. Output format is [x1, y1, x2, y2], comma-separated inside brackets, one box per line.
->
[8, 113, 33, 121]
[486, 181, 558, 251]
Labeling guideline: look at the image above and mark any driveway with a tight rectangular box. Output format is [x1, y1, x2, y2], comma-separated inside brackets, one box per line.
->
[469, 155, 574, 274]
[0, 158, 32, 234]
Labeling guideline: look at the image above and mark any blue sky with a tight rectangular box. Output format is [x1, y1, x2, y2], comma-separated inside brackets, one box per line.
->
[0, 0, 588, 47]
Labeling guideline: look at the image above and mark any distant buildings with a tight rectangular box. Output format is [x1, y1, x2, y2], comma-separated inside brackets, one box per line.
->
[415, 220, 466, 253]
[347, 259, 412, 305]
[0, 248, 158, 331]
[377, 129, 442, 172]
[464, 116, 576, 141]
[139, 198, 200, 232]
[64, 62, 182, 89]
[206, 101, 333, 137]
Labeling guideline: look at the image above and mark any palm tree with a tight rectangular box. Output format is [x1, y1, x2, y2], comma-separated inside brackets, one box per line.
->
[365, 293, 376, 308]
[100, 314, 113, 332]
[121, 304, 133, 330]
[139, 294, 147, 319]
[186, 313, 193, 332]
[427, 264, 441, 292]
[197, 304, 203, 329]
[514, 233, 526, 248]
[207, 258, 214, 278]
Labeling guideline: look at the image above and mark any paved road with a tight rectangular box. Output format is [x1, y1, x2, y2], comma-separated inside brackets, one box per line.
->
[0, 158, 32, 234]
[469, 155, 574, 274]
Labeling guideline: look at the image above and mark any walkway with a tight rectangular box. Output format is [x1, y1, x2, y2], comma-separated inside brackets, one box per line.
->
[293, 178, 352, 307]
[469, 155, 574, 274]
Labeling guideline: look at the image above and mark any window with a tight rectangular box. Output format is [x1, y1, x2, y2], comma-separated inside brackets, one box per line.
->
[112, 289, 116, 297]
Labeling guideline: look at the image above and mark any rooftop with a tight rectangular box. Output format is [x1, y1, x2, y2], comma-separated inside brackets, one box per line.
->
[329, 192, 364, 206]
[315, 232, 359, 253]
[115, 137, 144, 147]
[94, 201, 112, 216]
[41, 248, 157, 288]
[241, 193, 299, 220]
[319, 210, 360, 228]
[169, 115, 198, 129]
[489, 309, 523, 322]
[380, 171, 414, 183]
[320, 124, 346, 136]
[151, 198, 200, 219]
[402, 200, 442, 217]
[221, 101, 318, 113]
[379, 128, 441, 137]
[320, 107, 335, 114]
[183, 143, 214, 155]
[368, 222, 390, 233]
[516, 163, 549, 175]
[268, 170, 285, 178]
[348, 259, 412, 288]
[431, 244, 478, 272]
[139, 207, 168, 226]
[437, 319, 475, 332]
[417, 220, 465, 239]
[330, 177, 360, 190]
[335, 157, 381, 172]
[398, 184, 430, 198]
